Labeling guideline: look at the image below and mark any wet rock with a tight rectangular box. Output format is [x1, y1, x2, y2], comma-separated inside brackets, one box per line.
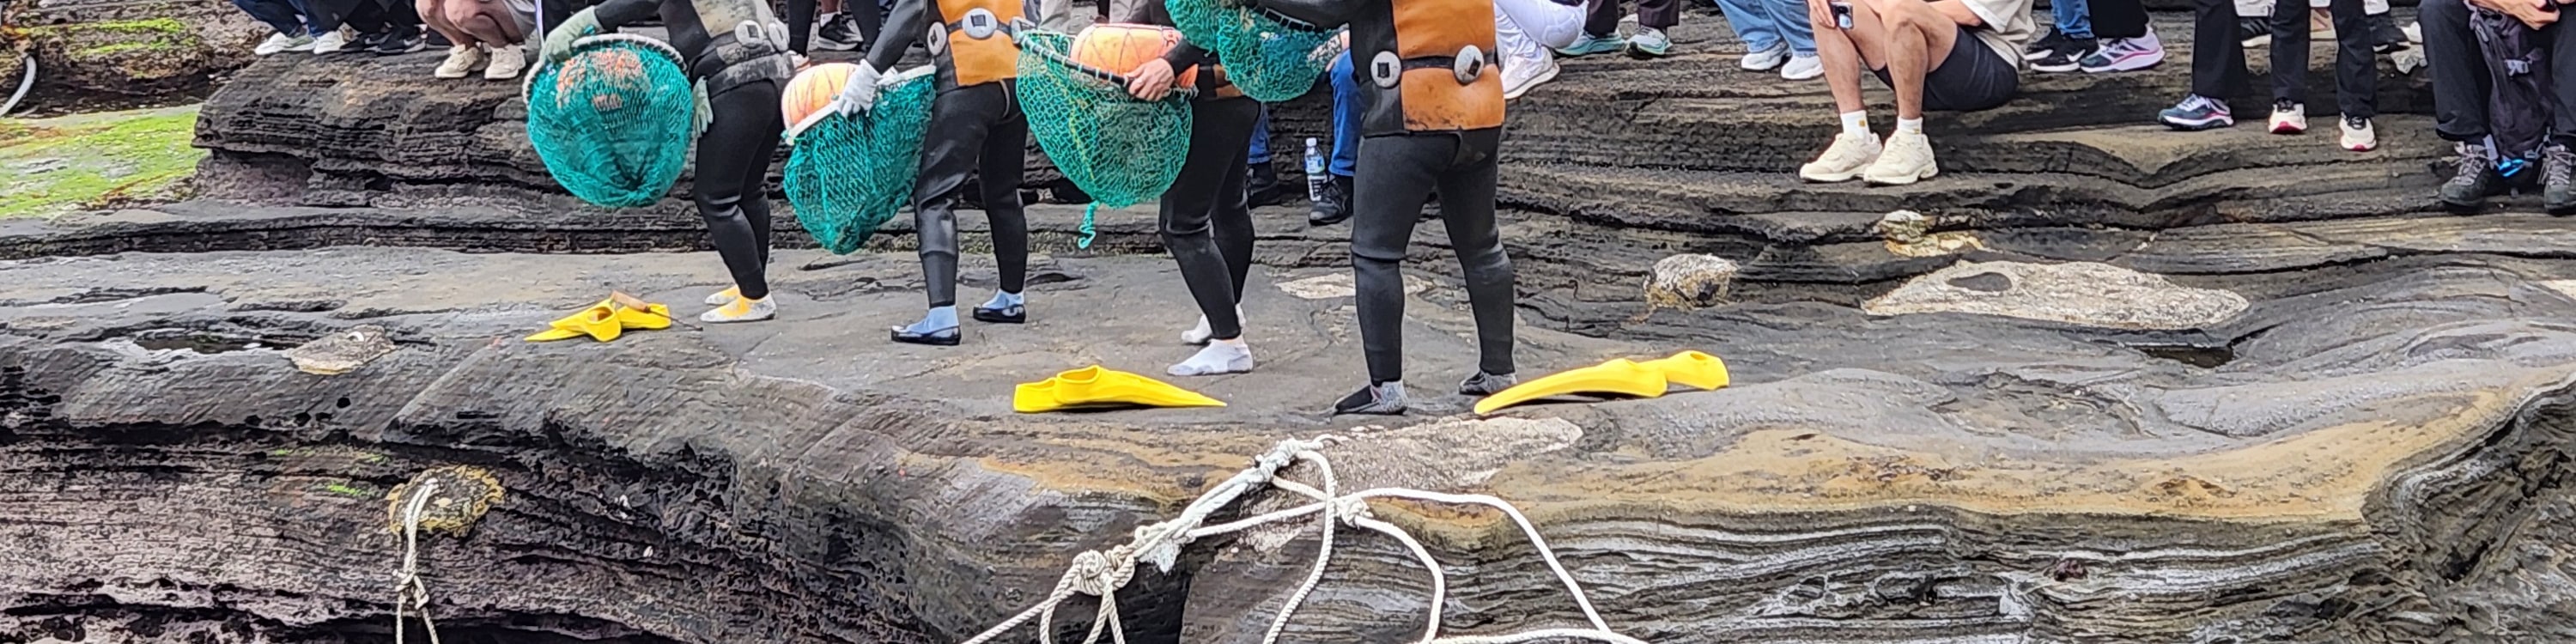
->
[1865, 261, 2251, 330]
[285, 324, 395, 374]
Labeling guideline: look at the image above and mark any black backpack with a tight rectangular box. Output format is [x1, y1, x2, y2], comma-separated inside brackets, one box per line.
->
[2472, 7, 2557, 161]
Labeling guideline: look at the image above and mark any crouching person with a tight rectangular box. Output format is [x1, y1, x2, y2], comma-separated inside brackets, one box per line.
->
[1796, 0, 2037, 185]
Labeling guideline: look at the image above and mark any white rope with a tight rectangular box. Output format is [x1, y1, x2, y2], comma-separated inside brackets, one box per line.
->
[394, 480, 444, 644]
[957, 435, 1642, 644]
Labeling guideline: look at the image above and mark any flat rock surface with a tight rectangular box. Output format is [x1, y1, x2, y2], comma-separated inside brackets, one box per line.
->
[6, 234, 2576, 642]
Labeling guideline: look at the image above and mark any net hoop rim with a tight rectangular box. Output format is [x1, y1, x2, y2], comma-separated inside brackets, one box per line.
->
[519, 33, 691, 103]
[1012, 28, 1200, 101]
[785, 64, 936, 143]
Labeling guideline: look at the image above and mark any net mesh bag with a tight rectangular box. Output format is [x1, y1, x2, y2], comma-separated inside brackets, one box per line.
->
[1165, 0, 1341, 102]
[1013, 28, 1194, 248]
[523, 35, 696, 209]
[782, 70, 938, 254]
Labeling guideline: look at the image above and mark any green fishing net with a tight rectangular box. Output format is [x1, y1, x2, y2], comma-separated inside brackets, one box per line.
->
[1013, 29, 1194, 248]
[523, 35, 696, 209]
[1164, 0, 1342, 102]
[783, 71, 937, 254]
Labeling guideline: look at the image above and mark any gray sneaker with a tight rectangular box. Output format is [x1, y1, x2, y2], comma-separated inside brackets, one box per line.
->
[1331, 381, 1408, 416]
[1627, 27, 1672, 58]
[1459, 371, 1517, 396]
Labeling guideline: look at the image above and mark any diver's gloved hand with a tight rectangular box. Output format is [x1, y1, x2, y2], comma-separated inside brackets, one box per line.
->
[541, 7, 603, 64]
[835, 63, 882, 114]
[690, 80, 712, 139]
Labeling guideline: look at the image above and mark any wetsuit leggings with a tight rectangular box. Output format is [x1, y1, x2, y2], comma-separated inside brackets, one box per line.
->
[1163, 96, 1260, 340]
[1352, 129, 1513, 383]
[914, 82, 1030, 307]
[696, 78, 786, 301]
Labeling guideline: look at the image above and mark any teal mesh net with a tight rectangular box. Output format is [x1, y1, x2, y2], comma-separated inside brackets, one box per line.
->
[783, 71, 937, 254]
[523, 35, 696, 209]
[1013, 28, 1194, 248]
[1164, 0, 1342, 102]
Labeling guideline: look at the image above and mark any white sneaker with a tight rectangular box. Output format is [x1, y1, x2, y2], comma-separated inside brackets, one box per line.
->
[2339, 115, 2377, 152]
[254, 33, 311, 56]
[1798, 131, 1884, 183]
[1780, 53, 1823, 81]
[1501, 52, 1559, 100]
[483, 45, 527, 80]
[433, 45, 486, 79]
[311, 29, 349, 54]
[2268, 100, 2306, 134]
[1864, 131, 1940, 185]
[1740, 44, 1789, 71]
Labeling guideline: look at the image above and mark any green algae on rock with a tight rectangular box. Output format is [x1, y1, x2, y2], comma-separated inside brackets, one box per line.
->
[0, 105, 202, 218]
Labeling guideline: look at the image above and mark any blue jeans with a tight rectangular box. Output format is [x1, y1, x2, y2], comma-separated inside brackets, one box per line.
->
[1249, 106, 1273, 164]
[2052, 0, 2094, 39]
[1710, 0, 1816, 55]
[1328, 51, 1359, 177]
[234, 0, 320, 36]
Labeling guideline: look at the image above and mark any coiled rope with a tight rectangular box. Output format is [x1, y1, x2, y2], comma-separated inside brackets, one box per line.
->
[959, 435, 1646, 644]
[394, 479, 444, 644]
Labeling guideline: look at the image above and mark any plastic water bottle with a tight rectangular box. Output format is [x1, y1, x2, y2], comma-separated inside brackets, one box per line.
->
[1303, 138, 1326, 203]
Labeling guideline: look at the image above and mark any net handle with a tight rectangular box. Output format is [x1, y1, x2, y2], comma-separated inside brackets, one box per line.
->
[1009, 21, 1200, 100]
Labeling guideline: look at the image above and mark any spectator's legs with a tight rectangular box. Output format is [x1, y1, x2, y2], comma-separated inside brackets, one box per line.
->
[1583, 0, 1624, 37]
[453, 0, 521, 44]
[2418, 0, 2486, 141]
[417, 0, 467, 44]
[1637, 0, 1679, 29]
[1711, 0, 1786, 54]
[2091, 0, 2146, 39]
[2190, 0, 2249, 100]
[2053, 0, 2095, 39]
[2267, 0, 2305, 106]
[1857, 0, 1959, 120]
[283, 0, 325, 35]
[1809, 0, 1882, 116]
[787, 0, 817, 53]
[1037, 0, 1073, 30]
[2550, 17, 2576, 140]
[1767, 0, 1815, 55]
[1249, 107, 1273, 166]
[234, 0, 311, 36]
[2327, 0, 2374, 119]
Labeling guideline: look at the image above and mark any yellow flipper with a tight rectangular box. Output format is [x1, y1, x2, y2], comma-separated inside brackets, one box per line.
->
[1014, 366, 1226, 413]
[1641, 350, 1729, 391]
[526, 300, 621, 343]
[1473, 358, 1670, 415]
[613, 302, 671, 331]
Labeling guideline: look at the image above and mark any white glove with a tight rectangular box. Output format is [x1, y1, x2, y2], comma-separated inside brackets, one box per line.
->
[835, 64, 883, 115]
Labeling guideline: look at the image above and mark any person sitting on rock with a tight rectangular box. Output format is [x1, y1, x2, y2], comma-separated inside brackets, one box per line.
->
[239, 0, 327, 55]
[542, 0, 795, 322]
[1795, 0, 2035, 185]
[853, 0, 1034, 345]
[2421, 0, 2576, 213]
[418, 0, 534, 79]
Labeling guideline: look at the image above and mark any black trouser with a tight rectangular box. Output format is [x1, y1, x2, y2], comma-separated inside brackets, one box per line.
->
[1352, 129, 1513, 383]
[914, 82, 1030, 308]
[697, 78, 787, 301]
[786, 0, 885, 52]
[2422, 0, 2576, 143]
[2190, 0, 2375, 118]
[2092, 0, 2148, 39]
[1162, 96, 1260, 341]
[309, 0, 419, 36]
[1584, 0, 1676, 33]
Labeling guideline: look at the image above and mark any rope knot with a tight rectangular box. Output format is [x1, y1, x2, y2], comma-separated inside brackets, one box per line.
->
[1060, 549, 1135, 598]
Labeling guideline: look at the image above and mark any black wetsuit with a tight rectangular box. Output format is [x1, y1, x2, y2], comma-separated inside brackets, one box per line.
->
[866, 0, 1033, 310]
[1253, 0, 1518, 386]
[591, 0, 792, 301]
[1129, 4, 1259, 341]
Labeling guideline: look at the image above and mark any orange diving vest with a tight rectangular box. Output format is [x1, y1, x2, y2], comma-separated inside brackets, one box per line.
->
[1384, 0, 1504, 131]
[931, 0, 1025, 87]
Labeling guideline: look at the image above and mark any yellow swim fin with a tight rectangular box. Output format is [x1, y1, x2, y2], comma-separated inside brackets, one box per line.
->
[608, 292, 672, 331]
[1473, 358, 1670, 415]
[1640, 350, 1729, 391]
[1014, 366, 1226, 413]
[526, 300, 622, 343]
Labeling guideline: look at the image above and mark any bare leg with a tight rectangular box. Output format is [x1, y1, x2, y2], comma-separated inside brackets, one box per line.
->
[417, 0, 470, 45]
[1862, 0, 1960, 119]
[1807, 0, 1889, 113]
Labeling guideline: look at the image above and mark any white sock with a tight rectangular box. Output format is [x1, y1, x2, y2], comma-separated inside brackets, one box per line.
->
[1839, 111, 1869, 137]
[1896, 118, 1923, 135]
[1168, 338, 1255, 376]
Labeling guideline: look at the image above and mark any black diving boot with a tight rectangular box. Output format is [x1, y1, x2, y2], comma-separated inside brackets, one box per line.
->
[1331, 380, 1406, 415]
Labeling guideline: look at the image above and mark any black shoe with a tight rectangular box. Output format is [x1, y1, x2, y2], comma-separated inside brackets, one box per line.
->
[1331, 381, 1407, 415]
[1246, 163, 1291, 207]
[971, 303, 1025, 324]
[372, 33, 423, 56]
[2238, 17, 2271, 47]
[2546, 143, 2576, 216]
[2030, 37, 2097, 73]
[890, 325, 962, 345]
[2023, 29, 2069, 62]
[1308, 173, 1352, 226]
[2366, 13, 2409, 53]
[815, 14, 866, 51]
[1459, 371, 1516, 396]
[2440, 142, 2503, 214]
[424, 30, 451, 48]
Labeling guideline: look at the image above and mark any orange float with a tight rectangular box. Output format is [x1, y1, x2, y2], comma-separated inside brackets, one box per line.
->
[1069, 23, 1196, 88]
[782, 62, 860, 127]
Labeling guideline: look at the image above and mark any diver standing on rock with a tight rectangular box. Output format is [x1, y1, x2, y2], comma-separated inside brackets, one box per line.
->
[1119, 4, 1260, 376]
[541, 0, 793, 323]
[843, 0, 1033, 346]
[1255, 0, 1574, 413]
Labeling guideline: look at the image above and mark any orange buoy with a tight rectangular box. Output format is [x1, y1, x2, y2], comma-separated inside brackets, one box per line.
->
[1069, 23, 1196, 88]
[555, 47, 651, 112]
[782, 62, 860, 127]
